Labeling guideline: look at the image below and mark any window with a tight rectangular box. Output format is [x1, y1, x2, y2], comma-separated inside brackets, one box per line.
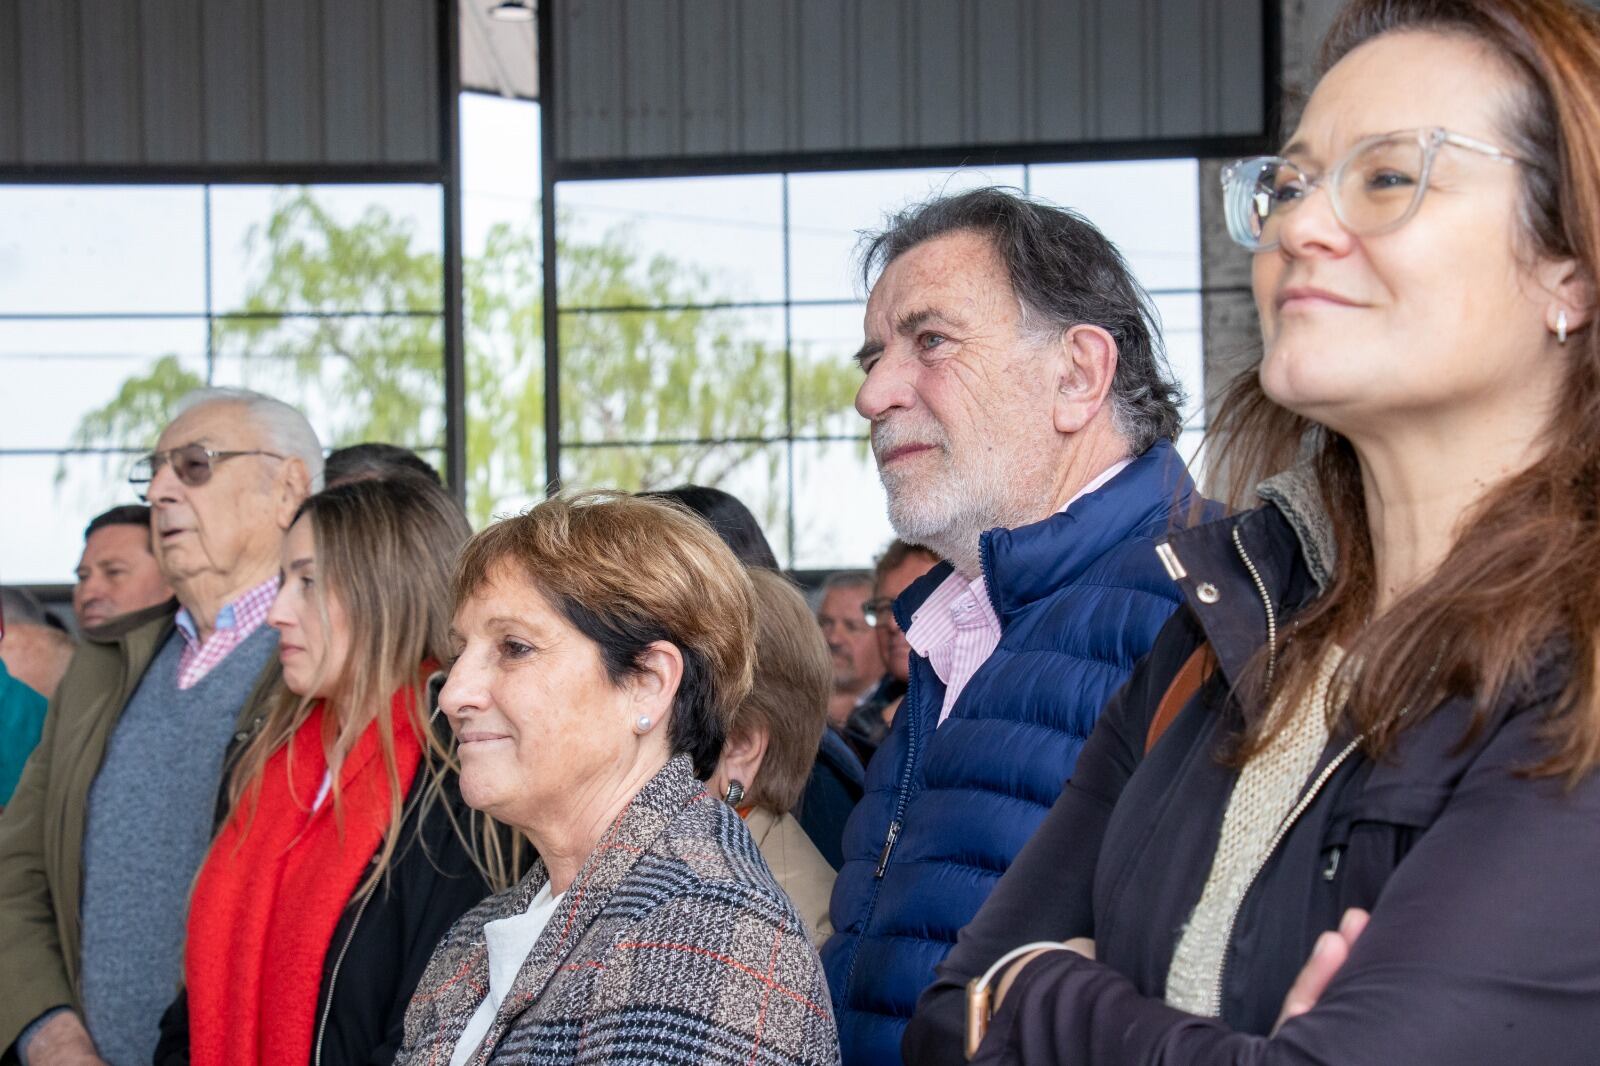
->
[0, 92, 1215, 584]
[0, 184, 446, 584]
[462, 93, 545, 522]
[548, 159, 1208, 571]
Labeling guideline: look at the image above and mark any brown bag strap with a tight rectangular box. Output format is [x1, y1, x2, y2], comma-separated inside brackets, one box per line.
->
[1145, 642, 1215, 755]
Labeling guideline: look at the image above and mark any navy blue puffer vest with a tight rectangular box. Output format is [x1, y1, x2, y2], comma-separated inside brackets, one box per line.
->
[820, 440, 1198, 1066]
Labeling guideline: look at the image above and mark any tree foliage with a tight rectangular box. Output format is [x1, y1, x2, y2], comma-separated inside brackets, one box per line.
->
[71, 187, 861, 531]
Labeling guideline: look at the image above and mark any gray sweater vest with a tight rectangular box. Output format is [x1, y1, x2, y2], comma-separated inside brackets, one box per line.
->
[79, 625, 277, 1066]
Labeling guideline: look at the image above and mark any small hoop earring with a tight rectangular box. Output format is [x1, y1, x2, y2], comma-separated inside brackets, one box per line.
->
[1557, 309, 1569, 345]
[635, 714, 652, 733]
[724, 780, 745, 806]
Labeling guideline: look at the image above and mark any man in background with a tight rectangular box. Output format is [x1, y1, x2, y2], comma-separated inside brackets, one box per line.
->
[841, 540, 939, 764]
[816, 571, 885, 729]
[73, 505, 173, 630]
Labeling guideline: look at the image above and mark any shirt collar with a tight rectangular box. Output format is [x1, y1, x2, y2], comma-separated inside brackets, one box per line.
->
[905, 568, 994, 657]
[174, 576, 280, 647]
[903, 456, 1134, 655]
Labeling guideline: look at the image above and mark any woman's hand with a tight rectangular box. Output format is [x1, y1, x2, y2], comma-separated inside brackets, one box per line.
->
[1274, 909, 1369, 1033]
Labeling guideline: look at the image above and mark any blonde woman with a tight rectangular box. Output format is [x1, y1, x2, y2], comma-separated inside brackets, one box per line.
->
[709, 568, 839, 948]
[156, 475, 506, 1066]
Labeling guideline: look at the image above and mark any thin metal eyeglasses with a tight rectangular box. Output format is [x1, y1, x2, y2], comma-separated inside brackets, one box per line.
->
[862, 597, 896, 629]
[128, 443, 286, 501]
[1221, 127, 1525, 252]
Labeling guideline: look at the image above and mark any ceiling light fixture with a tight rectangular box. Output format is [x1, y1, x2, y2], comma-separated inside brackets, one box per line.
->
[489, 0, 534, 23]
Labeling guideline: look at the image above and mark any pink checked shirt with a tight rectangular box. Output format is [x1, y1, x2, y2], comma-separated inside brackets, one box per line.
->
[173, 576, 279, 690]
[905, 459, 1132, 726]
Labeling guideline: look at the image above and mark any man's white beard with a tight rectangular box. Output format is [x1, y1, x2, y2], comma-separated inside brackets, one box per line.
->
[874, 419, 1025, 577]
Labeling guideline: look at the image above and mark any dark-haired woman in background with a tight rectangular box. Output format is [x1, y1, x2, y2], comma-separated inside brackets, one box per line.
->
[156, 475, 507, 1066]
[642, 483, 781, 570]
[908, 1, 1600, 1063]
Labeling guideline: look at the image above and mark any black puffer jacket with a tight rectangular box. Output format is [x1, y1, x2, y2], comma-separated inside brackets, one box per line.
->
[907, 471, 1600, 1065]
[153, 771, 498, 1066]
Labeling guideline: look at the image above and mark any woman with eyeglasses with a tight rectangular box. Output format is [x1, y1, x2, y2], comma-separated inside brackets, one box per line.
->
[904, 1, 1600, 1063]
[154, 475, 513, 1066]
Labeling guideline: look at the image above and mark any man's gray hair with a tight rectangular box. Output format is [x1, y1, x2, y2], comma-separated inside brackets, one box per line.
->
[821, 570, 874, 594]
[860, 187, 1184, 455]
[173, 387, 325, 490]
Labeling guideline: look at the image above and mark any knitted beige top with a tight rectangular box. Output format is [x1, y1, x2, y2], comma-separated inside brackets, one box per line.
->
[1164, 647, 1344, 1016]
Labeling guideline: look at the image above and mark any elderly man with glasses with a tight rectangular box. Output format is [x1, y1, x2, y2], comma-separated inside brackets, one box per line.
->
[0, 388, 320, 1066]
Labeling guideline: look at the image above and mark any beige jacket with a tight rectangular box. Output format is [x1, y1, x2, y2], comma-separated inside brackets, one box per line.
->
[745, 806, 836, 948]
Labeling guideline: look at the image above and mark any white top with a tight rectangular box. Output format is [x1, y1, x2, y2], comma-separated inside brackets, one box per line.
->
[448, 883, 566, 1066]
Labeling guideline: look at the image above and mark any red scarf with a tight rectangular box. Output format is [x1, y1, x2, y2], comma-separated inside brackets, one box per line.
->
[185, 686, 425, 1066]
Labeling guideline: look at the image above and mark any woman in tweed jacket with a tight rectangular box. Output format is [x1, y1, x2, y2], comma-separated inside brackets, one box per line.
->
[396, 493, 839, 1066]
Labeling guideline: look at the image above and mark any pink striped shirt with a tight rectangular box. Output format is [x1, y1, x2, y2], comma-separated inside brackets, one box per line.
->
[173, 577, 279, 690]
[905, 459, 1132, 726]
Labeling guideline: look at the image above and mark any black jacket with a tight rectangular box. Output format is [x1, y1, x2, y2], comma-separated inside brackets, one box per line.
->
[907, 482, 1600, 1065]
[153, 771, 496, 1066]
[797, 727, 865, 870]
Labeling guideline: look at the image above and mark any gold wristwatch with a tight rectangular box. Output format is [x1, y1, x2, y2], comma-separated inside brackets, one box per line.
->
[964, 942, 1076, 1060]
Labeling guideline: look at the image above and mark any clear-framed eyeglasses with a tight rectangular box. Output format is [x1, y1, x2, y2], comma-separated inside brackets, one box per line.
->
[1220, 127, 1524, 252]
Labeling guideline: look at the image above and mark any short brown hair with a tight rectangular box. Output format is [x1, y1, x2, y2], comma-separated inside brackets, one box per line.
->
[732, 570, 832, 813]
[873, 539, 940, 591]
[455, 492, 756, 778]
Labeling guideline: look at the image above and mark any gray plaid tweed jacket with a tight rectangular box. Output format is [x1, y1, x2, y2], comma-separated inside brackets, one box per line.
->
[396, 755, 840, 1065]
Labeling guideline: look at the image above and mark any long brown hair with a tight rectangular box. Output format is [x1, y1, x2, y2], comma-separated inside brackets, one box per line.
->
[225, 474, 514, 894]
[1210, 0, 1600, 781]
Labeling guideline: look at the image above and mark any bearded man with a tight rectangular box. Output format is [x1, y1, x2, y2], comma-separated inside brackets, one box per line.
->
[819, 187, 1204, 1066]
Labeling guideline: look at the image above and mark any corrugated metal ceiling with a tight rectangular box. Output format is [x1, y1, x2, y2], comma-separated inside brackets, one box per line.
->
[460, 0, 538, 101]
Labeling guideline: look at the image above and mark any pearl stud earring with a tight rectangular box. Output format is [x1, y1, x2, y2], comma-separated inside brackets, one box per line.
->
[1557, 309, 1569, 345]
[635, 714, 652, 733]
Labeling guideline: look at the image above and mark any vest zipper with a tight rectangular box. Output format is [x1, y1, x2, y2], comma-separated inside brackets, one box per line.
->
[874, 819, 902, 878]
[841, 630, 925, 1000]
[870, 679, 920, 878]
[314, 884, 375, 1066]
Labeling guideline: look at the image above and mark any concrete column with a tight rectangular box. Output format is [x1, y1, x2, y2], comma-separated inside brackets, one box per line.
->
[1195, 0, 1345, 484]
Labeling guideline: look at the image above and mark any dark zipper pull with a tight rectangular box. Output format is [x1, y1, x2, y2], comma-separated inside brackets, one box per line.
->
[1321, 847, 1343, 882]
[875, 819, 902, 878]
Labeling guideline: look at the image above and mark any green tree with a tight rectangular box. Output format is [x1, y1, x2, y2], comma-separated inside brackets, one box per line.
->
[71, 188, 861, 533]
